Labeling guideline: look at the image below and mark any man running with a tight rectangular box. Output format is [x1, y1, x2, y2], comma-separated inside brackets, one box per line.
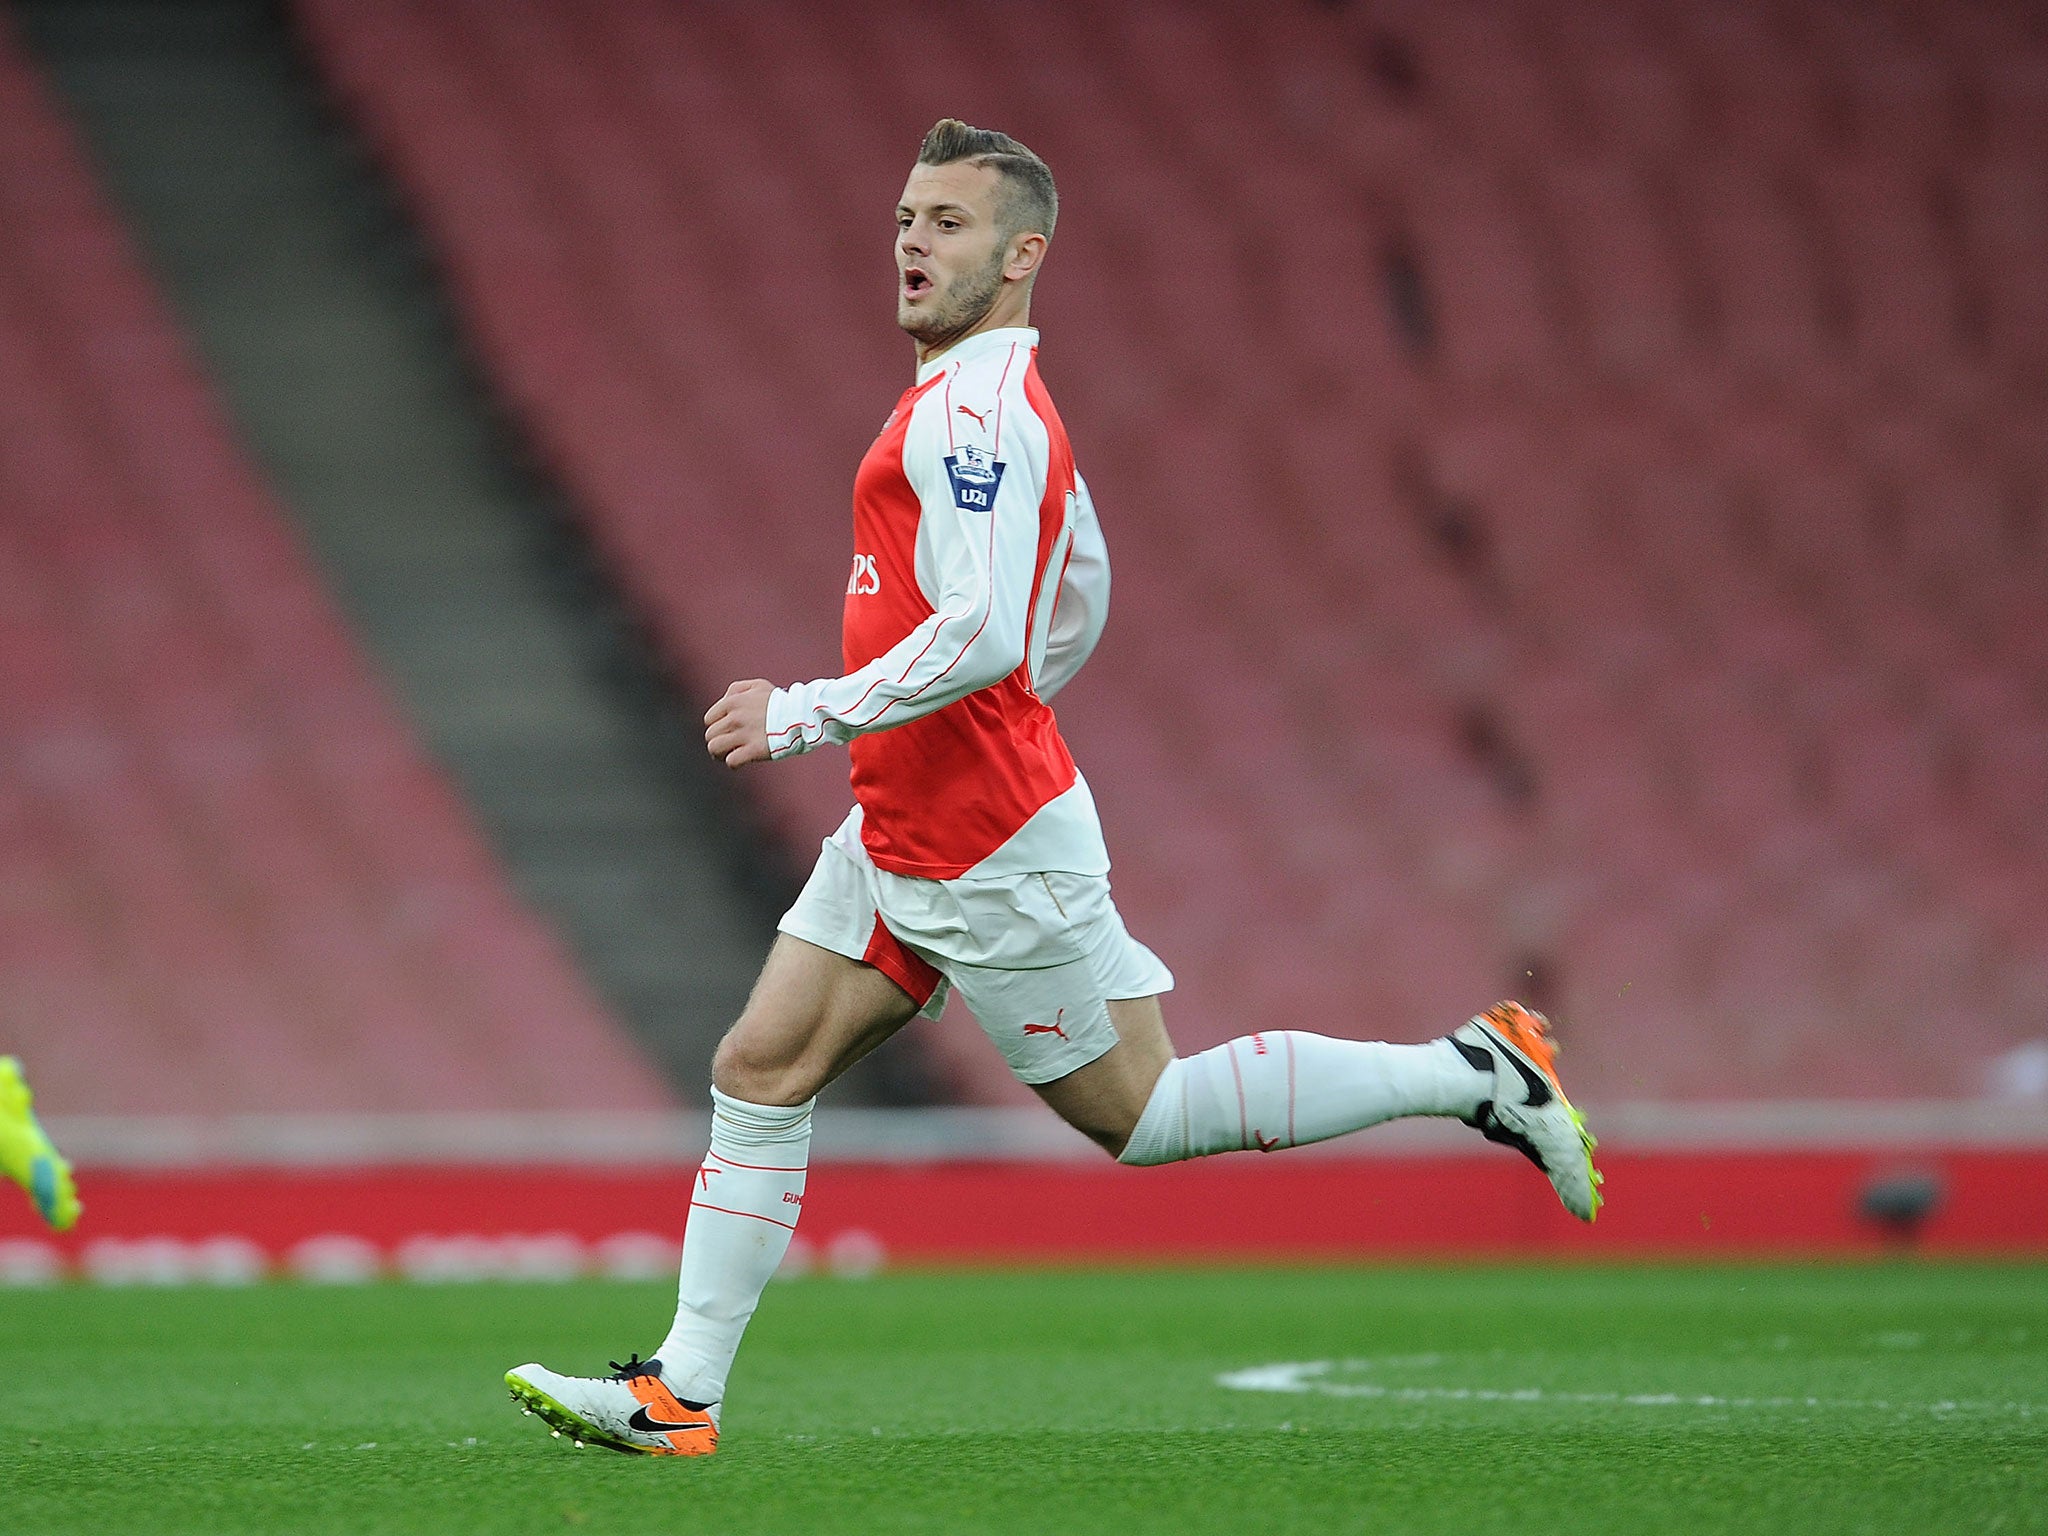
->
[506, 118, 1600, 1457]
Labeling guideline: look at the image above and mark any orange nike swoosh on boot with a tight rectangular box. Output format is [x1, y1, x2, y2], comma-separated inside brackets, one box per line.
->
[626, 1375, 719, 1456]
[1479, 1001, 1561, 1091]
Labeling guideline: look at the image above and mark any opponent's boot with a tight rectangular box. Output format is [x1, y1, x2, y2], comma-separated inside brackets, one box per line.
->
[0, 1056, 80, 1232]
[506, 1354, 718, 1456]
[1449, 1003, 1603, 1222]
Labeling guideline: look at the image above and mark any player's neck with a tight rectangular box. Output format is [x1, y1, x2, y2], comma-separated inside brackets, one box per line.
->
[914, 300, 1033, 371]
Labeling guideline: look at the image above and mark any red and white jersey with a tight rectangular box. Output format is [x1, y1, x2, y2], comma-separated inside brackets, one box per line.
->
[764, 327, 1110, 880]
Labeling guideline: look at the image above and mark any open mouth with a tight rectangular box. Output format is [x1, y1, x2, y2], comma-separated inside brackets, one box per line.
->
[903, 266, 933, 299]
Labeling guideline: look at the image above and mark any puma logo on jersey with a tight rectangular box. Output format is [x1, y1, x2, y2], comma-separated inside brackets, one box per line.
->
[846, 553, 880, 595]
[956, 404, 990, 429]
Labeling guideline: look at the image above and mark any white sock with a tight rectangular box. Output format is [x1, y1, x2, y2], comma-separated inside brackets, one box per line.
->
[654, 1087, 812, 1409]
[1117, 1032, 1489, 1166]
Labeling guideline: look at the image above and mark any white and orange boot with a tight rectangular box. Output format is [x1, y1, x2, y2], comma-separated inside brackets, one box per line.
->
[1449, 1002, 1603, 1222]
[506, 1354, 718, 1456]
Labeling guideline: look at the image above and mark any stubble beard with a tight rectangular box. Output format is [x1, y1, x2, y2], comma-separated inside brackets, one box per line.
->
[900, 246, 1007, 352]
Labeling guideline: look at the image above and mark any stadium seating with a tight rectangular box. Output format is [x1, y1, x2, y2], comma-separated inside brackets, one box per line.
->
[0, 14, 670, 1113]
[296, 0, 2046, 1104]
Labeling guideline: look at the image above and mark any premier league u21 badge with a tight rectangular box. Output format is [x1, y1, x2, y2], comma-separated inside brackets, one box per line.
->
[944, 443, 1006, 510]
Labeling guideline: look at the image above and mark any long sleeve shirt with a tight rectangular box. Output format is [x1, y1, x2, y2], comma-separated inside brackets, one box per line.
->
[764, 327, 1110, 880]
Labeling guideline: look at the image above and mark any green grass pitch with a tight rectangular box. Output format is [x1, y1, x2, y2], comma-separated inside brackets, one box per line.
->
[4, 1263, 2044, 1535]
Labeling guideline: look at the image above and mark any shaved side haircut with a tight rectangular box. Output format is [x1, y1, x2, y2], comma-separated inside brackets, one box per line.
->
[917, 117, 1059, 243]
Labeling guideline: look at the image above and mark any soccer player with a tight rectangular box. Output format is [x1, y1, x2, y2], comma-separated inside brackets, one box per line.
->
[507, 119, 1600, 1456]
[0, 1056, 80, 1232]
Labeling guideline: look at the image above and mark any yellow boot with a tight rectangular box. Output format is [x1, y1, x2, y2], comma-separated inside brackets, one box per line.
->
[0, 1056, 80, 1231]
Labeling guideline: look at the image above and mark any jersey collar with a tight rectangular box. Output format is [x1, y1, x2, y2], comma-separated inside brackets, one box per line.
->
[915, 326, 1038, 386]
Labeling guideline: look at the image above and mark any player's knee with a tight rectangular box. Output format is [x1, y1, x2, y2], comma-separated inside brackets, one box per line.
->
[1068, 1120, 1133, 1161]
[1050, 1099, 1145, 1162]
[1036, 1042, 1171, 1162]
[710, 1030, 824, 1107]
[1099, 1123, 1141, 1162]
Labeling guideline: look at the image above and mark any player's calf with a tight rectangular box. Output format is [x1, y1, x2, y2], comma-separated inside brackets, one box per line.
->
[1109, 1005, 1602, 1222]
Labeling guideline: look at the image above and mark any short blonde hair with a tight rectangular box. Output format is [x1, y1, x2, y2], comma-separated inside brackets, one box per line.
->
[917, 118, 1058, 241]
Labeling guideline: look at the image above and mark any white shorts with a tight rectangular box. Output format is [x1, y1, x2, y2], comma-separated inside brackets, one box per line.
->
[777, 815, 1174, 1085]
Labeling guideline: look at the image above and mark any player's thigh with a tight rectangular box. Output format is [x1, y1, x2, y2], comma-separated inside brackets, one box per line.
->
[712, 934, 920, 1105]
[1031, 994, 1175, 1157]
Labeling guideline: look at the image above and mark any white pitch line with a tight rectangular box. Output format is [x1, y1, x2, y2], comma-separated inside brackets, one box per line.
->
[1216, 1360, 2041, 1418]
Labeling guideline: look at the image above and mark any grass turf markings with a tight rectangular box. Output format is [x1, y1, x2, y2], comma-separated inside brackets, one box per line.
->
[1219, 1356, 2046, 1417]
[2, 1263, 2044, 1536]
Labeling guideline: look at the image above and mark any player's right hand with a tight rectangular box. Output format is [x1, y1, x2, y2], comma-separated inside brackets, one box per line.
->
[705, 679, 774, 769]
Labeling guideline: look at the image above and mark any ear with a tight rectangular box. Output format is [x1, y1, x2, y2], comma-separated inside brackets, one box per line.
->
[1002, 230, 1048, 284]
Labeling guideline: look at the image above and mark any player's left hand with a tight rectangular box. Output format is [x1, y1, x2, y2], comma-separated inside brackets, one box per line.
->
[705, 679, 775, 768]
